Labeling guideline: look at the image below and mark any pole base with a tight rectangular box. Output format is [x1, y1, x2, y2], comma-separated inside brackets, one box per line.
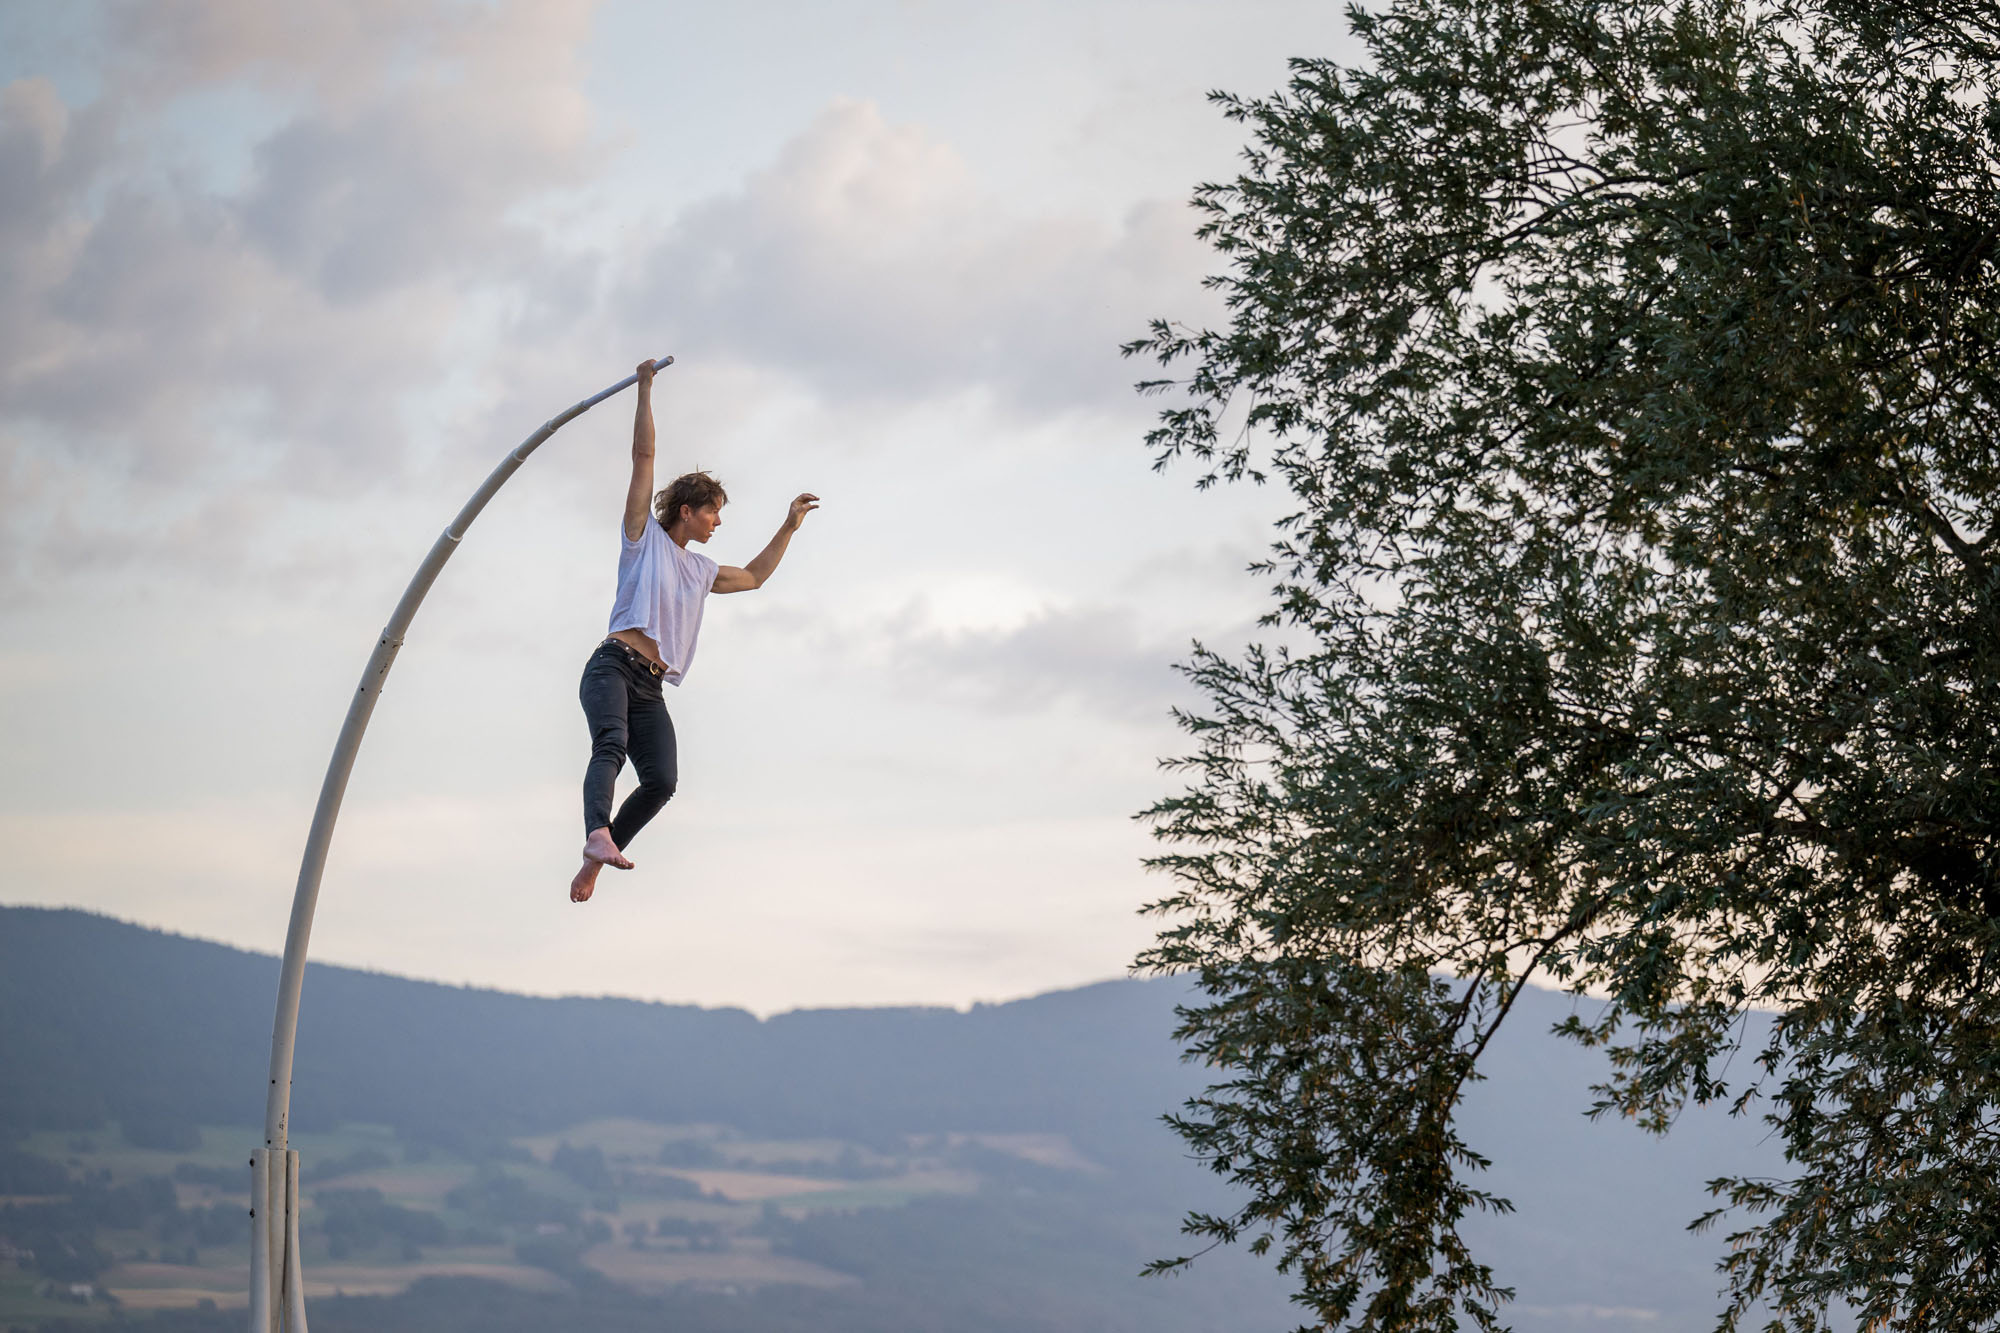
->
[248, 1148, 307, 1332]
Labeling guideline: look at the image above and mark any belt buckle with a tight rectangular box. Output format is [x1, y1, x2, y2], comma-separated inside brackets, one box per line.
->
[616, 638, 662, 676]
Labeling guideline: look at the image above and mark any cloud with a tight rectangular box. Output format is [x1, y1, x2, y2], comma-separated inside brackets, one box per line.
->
[839, 600, 1191, 722]
[0, 79, 114, 388]
[101, 0, 597, 113]
[0, 10, 1219, 603]
[619, 99, 1214, 415]
[0, 0, 615, 600]
[0, 0, 603, 480]
[911, 604, 1190, 719]
[0, 0, 1309, 1018]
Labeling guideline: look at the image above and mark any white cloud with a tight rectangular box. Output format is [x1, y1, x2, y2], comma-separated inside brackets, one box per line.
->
[620, 99, 1215, 414]
[883, 602, 1194, 721]
[0, 0, 622, 607]
[0, 0, 603, 474]
[1, 54, 1215, 603]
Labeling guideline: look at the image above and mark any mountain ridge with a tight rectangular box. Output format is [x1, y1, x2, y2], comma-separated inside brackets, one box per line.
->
[1, 903, 1790, 1330]
[0, 904, 1200, 1154]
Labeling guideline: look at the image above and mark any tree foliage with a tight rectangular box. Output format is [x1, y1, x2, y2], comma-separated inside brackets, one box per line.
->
[1130, 1, 2000, 1329]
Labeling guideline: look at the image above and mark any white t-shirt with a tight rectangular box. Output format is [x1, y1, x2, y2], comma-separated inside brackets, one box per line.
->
[606, 516, 719, 686]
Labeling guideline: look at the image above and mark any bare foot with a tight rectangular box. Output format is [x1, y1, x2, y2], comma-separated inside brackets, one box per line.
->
[583, 828, 634, 870]
[571, 829, 633, 903]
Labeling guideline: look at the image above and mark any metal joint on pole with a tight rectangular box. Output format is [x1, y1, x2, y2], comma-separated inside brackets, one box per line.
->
[366, 637, 404, 686]
[247, 1152, 271, 1333]
[283, 1150, 308, 1332]
[245, 356, 673, 1332]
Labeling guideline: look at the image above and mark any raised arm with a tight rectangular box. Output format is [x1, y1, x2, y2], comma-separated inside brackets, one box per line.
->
[713, 493, 821, 593]
[622, 359, 658, 542]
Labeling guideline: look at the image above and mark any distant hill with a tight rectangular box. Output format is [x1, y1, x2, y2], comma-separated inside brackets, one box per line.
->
[0, 906, 1199, 1160]
[0, 905, 1789, 1330]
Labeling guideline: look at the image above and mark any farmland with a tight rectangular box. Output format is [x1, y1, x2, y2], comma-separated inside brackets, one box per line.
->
[0, 1116, 1054, 1325]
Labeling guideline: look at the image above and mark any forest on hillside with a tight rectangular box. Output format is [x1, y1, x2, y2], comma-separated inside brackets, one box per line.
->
[0, 909, 1779, 1332]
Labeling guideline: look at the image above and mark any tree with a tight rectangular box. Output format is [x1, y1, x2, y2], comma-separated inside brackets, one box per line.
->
[1128, 2, 2000, 1329]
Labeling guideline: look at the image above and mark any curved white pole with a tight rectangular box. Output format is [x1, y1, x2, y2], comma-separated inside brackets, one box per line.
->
[249, 356, 672, 1331]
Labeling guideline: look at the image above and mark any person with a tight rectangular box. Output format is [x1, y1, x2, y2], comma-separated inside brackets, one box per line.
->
[571, 357, 818, 903]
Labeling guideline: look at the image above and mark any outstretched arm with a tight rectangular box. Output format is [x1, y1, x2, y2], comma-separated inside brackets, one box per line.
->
[714, 493, 820, 593]
[622, 359, 658, 542]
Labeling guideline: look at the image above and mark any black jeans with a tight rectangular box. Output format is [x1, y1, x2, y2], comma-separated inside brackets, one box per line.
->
[579, 640, 678, 849]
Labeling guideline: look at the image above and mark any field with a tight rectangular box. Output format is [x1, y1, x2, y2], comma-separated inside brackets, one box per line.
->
[0, 1116, 1074, 1325]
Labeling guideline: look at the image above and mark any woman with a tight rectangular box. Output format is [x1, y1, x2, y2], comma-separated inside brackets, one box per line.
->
[572, 357, 819, 903]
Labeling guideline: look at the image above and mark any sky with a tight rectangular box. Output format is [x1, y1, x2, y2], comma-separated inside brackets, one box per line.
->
[0, 0, 1357, 1015]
